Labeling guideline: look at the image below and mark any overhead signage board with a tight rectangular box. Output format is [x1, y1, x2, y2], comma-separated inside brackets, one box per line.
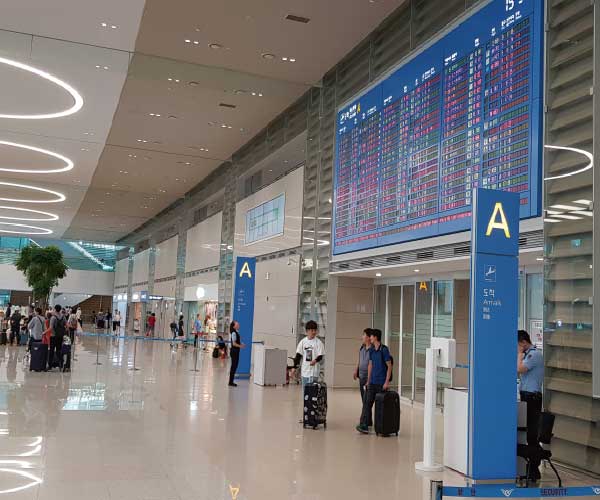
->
[332, 0, 543, 254]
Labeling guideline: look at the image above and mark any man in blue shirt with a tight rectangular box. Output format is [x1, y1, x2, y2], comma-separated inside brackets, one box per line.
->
[517, 329, 544, 481]
[356, 329, 392, 434]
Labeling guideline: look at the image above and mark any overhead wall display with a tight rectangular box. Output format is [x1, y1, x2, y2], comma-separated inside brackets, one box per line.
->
[332, 0, 543, 255]
[245, 193, 285, 245]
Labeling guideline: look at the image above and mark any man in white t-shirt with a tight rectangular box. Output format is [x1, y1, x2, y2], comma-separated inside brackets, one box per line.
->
[294, 320, 325, 386]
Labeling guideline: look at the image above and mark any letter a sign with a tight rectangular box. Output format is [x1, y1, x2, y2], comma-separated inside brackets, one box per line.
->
[232, 257, 256, 379]
[468, 188, 519, 481]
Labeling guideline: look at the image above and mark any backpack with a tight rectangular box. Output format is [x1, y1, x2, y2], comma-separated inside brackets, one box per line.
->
[376, 345, 394, 383]
[54, 316, 67, 337]
[68, 315, 78, 329]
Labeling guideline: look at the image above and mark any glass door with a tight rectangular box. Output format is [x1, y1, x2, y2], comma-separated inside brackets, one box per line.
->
[387, 287, 401, 391]
[414, 280, 433, 403]
[400, 285, 415, 399]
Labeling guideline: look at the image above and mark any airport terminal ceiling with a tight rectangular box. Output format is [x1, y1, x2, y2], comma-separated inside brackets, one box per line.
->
[0, 0, 403, 243]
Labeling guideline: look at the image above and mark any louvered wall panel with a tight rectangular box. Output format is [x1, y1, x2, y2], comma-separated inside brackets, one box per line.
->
[543, 0, 598, 472]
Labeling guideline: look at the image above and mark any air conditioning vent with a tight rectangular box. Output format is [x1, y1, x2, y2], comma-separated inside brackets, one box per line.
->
[519, 237, 527, 246]
[417, 251, 434, 259]
[339, 263, 349, 269]
[454, 246, 470, 256]
[285, 14, 310, 23]
[386, 255, 404, 263]
[360, 260, 373, 267]
[219, 103, 237, 109]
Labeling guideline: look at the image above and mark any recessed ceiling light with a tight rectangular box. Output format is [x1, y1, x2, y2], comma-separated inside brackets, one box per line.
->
[128, 154, 136, 158]
[289, 58, 296, 62]
[101, 22, 108, 27]
[80, 148, 89, 151]
[0, 57, 84, 119]
[536, 258, 544, 261]
[268, 169, 273, 172]
[185, 39, 191, 43]
[0, 141, 74, 174]
[375, 273, 382, 277]
[258, 93, 263, 97]
[193, 40, 199, 45]
[209, 43, 224, 50]
[111, 25, 117, 29]
[262, 53, 276, 60]
[83, 132, 94, 136]
[282, 57, 288, 61]
[175, 79, 180, 83]
[251, 92, 256, 96]
[0, 206, 58, 222]
[414, 269, 420, 273]
[0, 182, 66, 203]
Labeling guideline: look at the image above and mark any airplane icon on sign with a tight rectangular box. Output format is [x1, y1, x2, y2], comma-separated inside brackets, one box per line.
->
[484, 265, 496, 282]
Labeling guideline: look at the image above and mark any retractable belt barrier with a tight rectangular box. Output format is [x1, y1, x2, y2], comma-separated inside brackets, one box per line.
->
[435, 482, 600, 498]
[78, 332, 264, 345]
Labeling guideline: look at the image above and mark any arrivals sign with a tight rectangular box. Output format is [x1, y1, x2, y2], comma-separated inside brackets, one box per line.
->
[468, 188, 519, 480]
[232, 257, 256, 379]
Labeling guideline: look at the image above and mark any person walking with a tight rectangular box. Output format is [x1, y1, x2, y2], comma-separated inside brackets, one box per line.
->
[193, 313, 203, 349]
[67, 307, 78, 344]
[113, 310, 121, 335]
[228, 320, 246, 387]
[9, 308, 22, 346]
[294, 320, 325, 387]
[49, 305, 67, 370]
[353, 328, 372, 416]
[146, 313, 156, 337]
[76, 306, 82, 327]
[356, 329, 392, 434]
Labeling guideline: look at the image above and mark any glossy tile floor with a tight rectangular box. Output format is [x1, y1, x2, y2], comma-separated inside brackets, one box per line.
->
[0, 334, 592, 500]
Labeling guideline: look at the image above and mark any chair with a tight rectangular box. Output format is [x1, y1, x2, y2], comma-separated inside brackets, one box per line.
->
[517, 411, 562, 487]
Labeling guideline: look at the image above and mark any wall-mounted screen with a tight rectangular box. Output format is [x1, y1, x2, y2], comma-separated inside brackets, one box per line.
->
[332, 0, 543, 255]
[245, 193, 285, 244]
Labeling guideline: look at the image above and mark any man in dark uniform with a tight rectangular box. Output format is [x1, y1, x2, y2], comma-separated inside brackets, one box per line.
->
[517, 329, 544, 481]
[228, 320, 245, 387]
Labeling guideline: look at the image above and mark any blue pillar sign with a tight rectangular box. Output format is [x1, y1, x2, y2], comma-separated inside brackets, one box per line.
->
[232, 257, 256, 379]
[468, 188, 519, 480]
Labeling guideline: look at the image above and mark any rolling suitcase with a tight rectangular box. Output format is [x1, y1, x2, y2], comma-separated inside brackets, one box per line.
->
[303, 382, 327, 429]
[374, 390, 400, 436]
[30, 341, 48, 372]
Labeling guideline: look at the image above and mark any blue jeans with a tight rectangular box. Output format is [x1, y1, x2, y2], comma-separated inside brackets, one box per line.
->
[302, 376, 318, 387]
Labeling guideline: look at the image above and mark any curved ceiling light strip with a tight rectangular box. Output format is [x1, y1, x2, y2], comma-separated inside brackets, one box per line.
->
[0, 182, 65, 203]
[0, 56, 84, 119]
[0, 140, 73, 173]
[0, 206, 58, 222]
[544, 145, 594, 181]
[0, 222, 53, 235]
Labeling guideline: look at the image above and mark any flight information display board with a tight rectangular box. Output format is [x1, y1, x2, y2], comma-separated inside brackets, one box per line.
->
[332, 0, 543, 255]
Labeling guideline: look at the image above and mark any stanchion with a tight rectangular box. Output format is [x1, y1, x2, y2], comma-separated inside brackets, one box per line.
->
[93, 333, 102, 366]
[190, 346, 200, 372]
[129, 336, 140, 371]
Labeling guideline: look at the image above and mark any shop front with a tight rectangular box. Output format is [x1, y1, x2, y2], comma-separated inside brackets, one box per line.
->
[183, 282, 218, 342]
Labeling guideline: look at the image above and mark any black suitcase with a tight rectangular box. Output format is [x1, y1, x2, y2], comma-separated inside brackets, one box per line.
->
[30, 342, 48, 372]
[374, 390, 400, 436]
[303, 382, 327, 429]
[0, 330, 6, 345]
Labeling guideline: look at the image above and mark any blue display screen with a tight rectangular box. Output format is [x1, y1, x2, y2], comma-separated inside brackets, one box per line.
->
[245, 193, 285, 244]
[332, 0, 544, 255]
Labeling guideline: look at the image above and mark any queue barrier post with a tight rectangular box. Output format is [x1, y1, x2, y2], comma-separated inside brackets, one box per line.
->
[129, 336, 140, 371]
[93, 333, 102, 366]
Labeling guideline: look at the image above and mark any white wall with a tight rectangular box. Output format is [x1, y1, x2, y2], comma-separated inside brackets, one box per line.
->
[132, 249, 150, 285]
[155, 235, 178, 279]
[251, 255, 300, 357]
[0, 263, 114, 296]
[184, 281, 218, 302]
[114, 257, 129, 287]
[234, 166, 303, 257]
[153, 280, 176, 298]
[185, 212, 222, 271]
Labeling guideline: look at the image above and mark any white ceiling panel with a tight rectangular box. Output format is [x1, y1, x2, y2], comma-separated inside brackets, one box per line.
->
[0, 0, 146, 51]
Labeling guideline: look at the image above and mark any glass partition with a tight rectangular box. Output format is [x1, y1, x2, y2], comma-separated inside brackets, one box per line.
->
[414, 280, 433, 403]
[401, 285, 415, 399]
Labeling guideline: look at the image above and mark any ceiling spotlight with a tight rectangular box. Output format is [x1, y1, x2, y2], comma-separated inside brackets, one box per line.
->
[80, 148, 89, 151]
[185, 39, 191, 43]
[289, 58, 296, 62]
[101, 22, 108, 27]
[536, 258, 544, 262]
[375, 273, 382, 277]
[0, 181, 66, 203]
[251, 92, 256, 96]
[175, 79, 180, 83]
[0, 57, 84, 119]
[168, 78, 172, 81]
[0, 141, 74, 174]
[414, 269, 420, 273]
[111, 25, 117, 29]
[262, 53, 276, 60]
[0, 206, 58, 222]
[209, 43, 224, 49]
[193, 40, 199, 45]
[258, 93, 263, 97]
[282, 57, 288, 61]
